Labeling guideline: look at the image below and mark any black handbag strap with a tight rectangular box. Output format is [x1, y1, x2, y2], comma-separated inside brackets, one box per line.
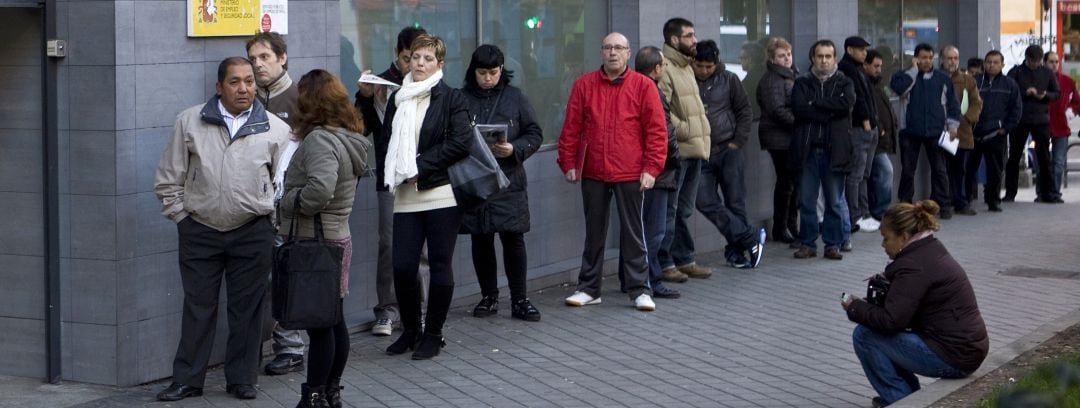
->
[484, 89, 503, 124]
[285, 191, 326, 243]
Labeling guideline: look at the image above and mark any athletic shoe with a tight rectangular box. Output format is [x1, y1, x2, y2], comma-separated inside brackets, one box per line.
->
[372, 318, 393, 336]
[634, 294, 656, 311]
[565, 291, 601, 306]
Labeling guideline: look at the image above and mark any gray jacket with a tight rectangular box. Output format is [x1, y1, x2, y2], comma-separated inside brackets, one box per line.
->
[154, 97, 291, 232]
[278, 127, 372, 240]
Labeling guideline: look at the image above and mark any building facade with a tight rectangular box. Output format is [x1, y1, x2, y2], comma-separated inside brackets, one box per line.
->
[0, 0, 999, 386]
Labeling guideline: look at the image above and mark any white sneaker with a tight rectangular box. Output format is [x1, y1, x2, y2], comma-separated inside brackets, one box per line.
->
[565, 291, 601, 306]
[860, 217, 880, 232]
[634, 294, 656, 311]
[372, 318, 393, 336]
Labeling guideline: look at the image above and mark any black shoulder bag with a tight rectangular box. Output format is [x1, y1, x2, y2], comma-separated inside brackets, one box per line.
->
[272, 193, 344, 330]
[448, 90, 510, 211]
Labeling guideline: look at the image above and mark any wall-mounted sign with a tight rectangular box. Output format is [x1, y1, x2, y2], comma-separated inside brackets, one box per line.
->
[188, 0, 288, 37]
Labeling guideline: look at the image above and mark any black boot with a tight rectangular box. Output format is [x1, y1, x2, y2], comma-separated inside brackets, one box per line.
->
[324, 378, 343, 408]
[410, 284, 453, 360]
[296, 383, 330, 408]
[386, 275, 422, 355]
[411, 333, 446, 360]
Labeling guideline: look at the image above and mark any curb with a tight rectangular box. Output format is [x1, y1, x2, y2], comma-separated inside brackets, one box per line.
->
[892, 308, 1080, 407]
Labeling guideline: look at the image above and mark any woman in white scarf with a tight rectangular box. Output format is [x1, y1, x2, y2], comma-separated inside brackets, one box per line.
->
[376, 34, 472, 361]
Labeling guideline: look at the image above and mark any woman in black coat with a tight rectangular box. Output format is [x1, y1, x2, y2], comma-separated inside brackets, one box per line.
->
[459, 45, 543, 321]
[756, 37, 799, 244]
[378, 35, 472, 360]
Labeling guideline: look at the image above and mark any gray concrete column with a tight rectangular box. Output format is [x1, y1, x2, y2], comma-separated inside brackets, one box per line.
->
[958, 0, 1002, 59]
[792, 0, 859, 66]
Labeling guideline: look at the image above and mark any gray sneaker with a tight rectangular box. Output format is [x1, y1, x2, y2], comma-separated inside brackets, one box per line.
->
[372, 318, 393, 336]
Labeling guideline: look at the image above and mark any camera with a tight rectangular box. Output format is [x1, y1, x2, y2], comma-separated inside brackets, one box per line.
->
[865, 274, 891, 306]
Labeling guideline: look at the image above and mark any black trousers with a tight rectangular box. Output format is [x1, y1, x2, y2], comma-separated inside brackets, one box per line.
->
[767, 149, 799, 236]
[898, 136, 951, 210]
[967, 134, 1006, 206]
[172, 216, 273, 388]
[1005, 123, 1054, 199]
[576, 179, 650, 300]
[393, 206, 462, 336]
[472, 232, 527, 301]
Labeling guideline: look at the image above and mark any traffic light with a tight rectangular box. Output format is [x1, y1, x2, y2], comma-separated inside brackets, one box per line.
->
[525, 16, 542, 30]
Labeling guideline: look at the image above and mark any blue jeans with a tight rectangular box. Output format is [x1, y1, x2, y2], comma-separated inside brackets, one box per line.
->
[868, 152, 894, 220]
[1051, 136, 1069, 195]
[696, 148, 753, 254]
[852, 325, 970, 404]
[799, 148, 848, 250]
[658, 158, 703, 269]
[619, 188, 669, 289]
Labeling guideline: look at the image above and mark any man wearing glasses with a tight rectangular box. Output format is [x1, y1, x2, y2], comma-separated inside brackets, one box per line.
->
[557, 32, 668, 312]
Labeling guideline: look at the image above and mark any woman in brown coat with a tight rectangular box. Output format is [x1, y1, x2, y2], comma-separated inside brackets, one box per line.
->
[841, 200, 989, 407]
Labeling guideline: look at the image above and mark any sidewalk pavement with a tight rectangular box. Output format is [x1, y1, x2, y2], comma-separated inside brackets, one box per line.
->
[6, 185, 1080, 408]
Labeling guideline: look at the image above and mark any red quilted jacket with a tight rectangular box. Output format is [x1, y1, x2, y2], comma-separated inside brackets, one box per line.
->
[557, 68, 667, 182]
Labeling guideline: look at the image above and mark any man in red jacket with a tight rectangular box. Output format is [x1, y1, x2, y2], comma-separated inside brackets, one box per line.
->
[558, 32, 668, 312]
[1045, 51, 1077, 202]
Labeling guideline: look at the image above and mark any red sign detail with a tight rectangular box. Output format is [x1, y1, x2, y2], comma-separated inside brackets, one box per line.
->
[261, 14, 272, 32]
[1060, 1, 1080, 14]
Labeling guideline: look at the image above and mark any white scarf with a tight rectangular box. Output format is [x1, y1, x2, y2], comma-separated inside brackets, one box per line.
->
[384, 69, 443, 192]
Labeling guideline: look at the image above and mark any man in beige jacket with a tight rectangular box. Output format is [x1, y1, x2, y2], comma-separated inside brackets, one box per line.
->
[153, 57, 291, 402]
[657, 17, 712, 281]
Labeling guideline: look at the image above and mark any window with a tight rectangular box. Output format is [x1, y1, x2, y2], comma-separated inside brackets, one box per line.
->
[479, 0, 608, 145]
[340, 0, 477, 98]
[858, 0, 942, 83]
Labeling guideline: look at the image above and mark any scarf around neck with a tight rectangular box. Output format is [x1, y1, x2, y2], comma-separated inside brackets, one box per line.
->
[384, 69, 444, 192]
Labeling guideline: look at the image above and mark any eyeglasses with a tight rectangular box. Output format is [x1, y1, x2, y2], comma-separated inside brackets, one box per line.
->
[602, 45, 629, 52]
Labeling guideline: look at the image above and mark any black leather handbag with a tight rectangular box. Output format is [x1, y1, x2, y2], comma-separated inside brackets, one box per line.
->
[272, 194, 343, 330]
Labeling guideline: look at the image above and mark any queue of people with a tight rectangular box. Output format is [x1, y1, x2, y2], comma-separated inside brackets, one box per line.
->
[148, 17, 1080, 406]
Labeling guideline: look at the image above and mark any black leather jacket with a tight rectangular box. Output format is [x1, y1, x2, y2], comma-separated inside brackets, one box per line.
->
[376, 80, 472, 192]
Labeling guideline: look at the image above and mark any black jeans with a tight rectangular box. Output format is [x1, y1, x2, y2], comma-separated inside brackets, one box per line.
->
[767, 149, 799, 236]
[967, 134, 1007, 206]
[696, 146, 754, 255]
[393, 206, 462, 336]
[947, 149, 971, 210]
[1005, 123, 1054, 199]
[472, 232, 527, 301]
[305, 301, 348, 386]
[173, 216, 273, 388]
[898, 136, 951, 211]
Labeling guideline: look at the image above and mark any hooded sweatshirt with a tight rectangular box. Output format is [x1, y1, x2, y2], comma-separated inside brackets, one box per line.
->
[278, 127, 373, 240]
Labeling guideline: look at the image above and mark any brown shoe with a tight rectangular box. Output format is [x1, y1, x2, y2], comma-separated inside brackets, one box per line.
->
[677, 263, 713, 279]
[824, 248, 843, 260]
[661, 267, 689, 283]
[793, 247, 816, 259]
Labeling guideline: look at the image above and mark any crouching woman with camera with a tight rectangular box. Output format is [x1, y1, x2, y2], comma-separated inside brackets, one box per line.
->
[841, 200, 988, 407]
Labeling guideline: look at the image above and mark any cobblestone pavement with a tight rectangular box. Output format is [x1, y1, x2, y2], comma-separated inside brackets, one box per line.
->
[10, 185, 1080, 408]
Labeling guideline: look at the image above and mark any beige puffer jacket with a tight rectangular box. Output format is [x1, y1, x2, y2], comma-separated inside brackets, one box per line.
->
[659, 44, 711, 159]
